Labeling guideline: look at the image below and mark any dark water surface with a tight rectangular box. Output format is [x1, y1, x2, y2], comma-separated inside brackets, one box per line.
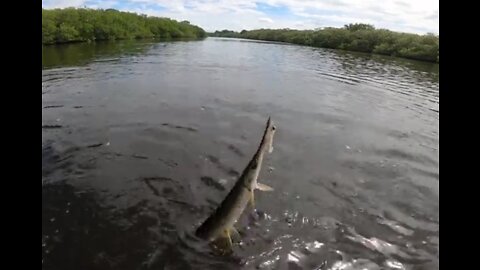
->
[42, 38, 439, 270]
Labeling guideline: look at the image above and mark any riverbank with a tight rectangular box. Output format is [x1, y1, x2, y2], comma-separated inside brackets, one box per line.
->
[42, 8, 206, 45]
[209, 24, 439, 63]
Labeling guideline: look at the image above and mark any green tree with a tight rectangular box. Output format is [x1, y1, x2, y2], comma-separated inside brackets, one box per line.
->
[56, 23, 80, 42]
[42, 8, 206, 44]
[344, 23, 375, 31]
[42, 12, 57, 44]
[226, 23, 438, 62]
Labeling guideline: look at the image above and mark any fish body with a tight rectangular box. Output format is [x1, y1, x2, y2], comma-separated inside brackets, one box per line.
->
[195, 117, 276, 245]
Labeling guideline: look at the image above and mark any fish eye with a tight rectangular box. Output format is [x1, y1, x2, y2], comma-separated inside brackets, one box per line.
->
[272, 126, 276, 130]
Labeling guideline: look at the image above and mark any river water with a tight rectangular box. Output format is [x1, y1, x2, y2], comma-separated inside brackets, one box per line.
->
[42, 37, 439, 270]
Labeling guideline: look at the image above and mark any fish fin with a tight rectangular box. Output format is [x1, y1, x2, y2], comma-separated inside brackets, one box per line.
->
[249, 191, 255, 209]
[229, 227, 241, 242]
[224, 229, 233, 249]
[256, 182, 274, 191]
[212, 229, 233, 253]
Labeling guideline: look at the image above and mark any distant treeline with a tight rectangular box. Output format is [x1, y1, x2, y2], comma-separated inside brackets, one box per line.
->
[42, 8, 206, 44]
[209, 24, 439, 63]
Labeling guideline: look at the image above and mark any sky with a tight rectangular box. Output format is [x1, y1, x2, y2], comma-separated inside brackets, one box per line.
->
[42, 0, 439, 34]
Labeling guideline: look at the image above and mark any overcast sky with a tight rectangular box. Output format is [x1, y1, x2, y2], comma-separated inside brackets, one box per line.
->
[42, 0, 439, 34]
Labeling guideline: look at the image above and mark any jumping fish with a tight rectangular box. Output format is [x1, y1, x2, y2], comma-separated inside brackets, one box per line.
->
[195, 117, 277, 251]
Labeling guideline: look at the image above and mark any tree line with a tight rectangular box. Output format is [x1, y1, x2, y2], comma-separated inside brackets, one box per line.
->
[42, 8, 206, 45]
[209, 24, 439, 63]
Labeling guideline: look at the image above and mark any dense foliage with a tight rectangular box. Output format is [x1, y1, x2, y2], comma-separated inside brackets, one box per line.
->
[207, 30, 238, 38]
[42, 8, 206, 44]
[209, 24, 439, 63]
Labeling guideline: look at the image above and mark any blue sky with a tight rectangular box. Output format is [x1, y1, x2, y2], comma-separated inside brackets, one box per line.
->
[42, 0, 438, 34]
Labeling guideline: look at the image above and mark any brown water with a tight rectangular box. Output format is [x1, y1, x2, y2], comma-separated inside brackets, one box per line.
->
[42, 37, 439, 270]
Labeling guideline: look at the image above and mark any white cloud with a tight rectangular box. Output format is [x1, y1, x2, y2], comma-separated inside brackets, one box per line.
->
[259, 17, 274, 23]
[42, 0, 439, 34]
[42, 0, 87, 8]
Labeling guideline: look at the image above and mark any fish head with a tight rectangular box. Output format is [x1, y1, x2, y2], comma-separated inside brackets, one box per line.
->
[265, 117, 276, 154]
